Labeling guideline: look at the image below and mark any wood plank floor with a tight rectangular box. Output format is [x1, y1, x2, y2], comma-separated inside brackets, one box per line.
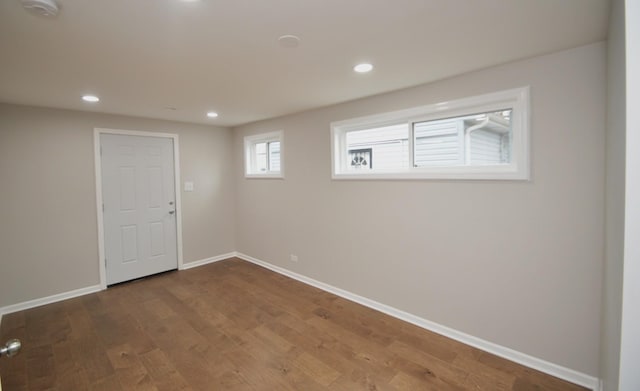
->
[0, 258, 587, 390]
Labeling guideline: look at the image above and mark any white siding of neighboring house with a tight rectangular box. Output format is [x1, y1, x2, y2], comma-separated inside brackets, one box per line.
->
[470, 129, 503, 165]
[414, 119, 464, 166]
[345, 115, 510, 170]
[269, 141, 281, 171]
[346, 124, 409, 170]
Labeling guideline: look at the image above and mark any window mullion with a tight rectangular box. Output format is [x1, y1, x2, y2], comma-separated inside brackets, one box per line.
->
[409, 121, 416, 169]
[265, 141, 271, 172]
[339, 133, 343, 172]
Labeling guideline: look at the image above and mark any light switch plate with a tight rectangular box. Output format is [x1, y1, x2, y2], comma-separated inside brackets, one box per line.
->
[184, 181, 194, 192]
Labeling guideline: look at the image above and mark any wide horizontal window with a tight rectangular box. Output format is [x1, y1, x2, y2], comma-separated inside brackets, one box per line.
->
[331, 87, 529, 180]
[244, 131, 284, 178]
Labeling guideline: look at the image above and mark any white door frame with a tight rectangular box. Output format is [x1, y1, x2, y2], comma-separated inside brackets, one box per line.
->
[94, 128, 184, 289]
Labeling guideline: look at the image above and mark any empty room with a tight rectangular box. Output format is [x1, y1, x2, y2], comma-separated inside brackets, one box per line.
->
[1, 0, 639, 390]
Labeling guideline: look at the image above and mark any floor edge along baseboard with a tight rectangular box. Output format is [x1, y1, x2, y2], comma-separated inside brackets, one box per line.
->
[181, 252, 236, 270]
[234, 252, 600, 391]
[0, 252, 237, 318]
[0, 285, 102, 319]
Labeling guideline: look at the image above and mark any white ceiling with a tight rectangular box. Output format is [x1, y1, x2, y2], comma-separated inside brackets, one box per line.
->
[0, 0, 610, 127]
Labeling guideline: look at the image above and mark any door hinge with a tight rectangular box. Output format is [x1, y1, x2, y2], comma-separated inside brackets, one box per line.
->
[102, 203, 104, 212]
[104, 258, 107, 267]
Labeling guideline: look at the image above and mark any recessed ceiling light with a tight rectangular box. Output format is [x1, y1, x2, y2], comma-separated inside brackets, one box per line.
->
[82, 95, 100, 103]
[354, 63, 373, 73]
[22, 0, 59, 17]
[278, 35, 301, 48]
[207, 112, 218, 118]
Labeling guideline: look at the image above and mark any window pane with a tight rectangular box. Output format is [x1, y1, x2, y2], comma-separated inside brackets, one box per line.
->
[468, 110, 512, 165]
[268, 141, 281, 172]
[346, 123, 409, 170]
[255, 142, 267, 172]
[413, 118, 463, 166]
[413, 109, 512, 167]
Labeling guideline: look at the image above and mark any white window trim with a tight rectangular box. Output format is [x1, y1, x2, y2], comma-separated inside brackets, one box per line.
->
[244, 130, 284, 178]
[330, 87, 530, 180]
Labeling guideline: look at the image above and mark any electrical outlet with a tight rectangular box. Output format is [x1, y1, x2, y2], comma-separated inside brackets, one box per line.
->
[290, 254, 299, 262]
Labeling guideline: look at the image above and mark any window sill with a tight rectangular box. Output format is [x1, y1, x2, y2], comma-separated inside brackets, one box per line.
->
[331, 165, 529, 181]
[245, 173, 285, 179]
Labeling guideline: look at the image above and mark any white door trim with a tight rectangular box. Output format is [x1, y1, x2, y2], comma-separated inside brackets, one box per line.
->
[94, 128, 184, 289]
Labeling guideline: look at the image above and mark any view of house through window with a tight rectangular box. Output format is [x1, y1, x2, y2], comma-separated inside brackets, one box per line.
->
[344, 109, 512, 172]
[346, 109, 512, 170]
[413, 109, 512, 167]
[332, 87, 528, 180]
[346, 123, 409, 171]
[255, 141, 281, 172]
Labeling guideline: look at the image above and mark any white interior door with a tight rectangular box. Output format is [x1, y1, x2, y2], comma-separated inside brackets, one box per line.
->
[101, 134, 178, 285]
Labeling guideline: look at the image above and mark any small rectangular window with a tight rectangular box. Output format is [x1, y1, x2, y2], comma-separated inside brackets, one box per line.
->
[331, 87, 529, 180]
[244, 131, 284, 178]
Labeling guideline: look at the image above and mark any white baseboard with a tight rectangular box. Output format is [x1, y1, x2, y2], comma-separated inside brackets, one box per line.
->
[0, 251, 236, 321]
[0, 284, 103, 318]
[180, 252, 236, 270]
[235, 252, 600, 391]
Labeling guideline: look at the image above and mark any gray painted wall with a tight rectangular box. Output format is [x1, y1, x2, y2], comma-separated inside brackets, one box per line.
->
[0, 104, 236, 307]
[233, 43, 606, 376]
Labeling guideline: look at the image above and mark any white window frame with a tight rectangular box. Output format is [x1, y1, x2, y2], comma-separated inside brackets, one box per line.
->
[330, 87, 530, 180]
[244, 130, 284, 178]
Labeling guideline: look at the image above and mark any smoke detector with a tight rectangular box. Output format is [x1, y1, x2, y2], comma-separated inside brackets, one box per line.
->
[21, 0, 59, 17]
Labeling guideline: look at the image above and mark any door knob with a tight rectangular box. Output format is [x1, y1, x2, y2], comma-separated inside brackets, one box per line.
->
[0, 339, 21, 358]
[169, 210, 175, 215]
